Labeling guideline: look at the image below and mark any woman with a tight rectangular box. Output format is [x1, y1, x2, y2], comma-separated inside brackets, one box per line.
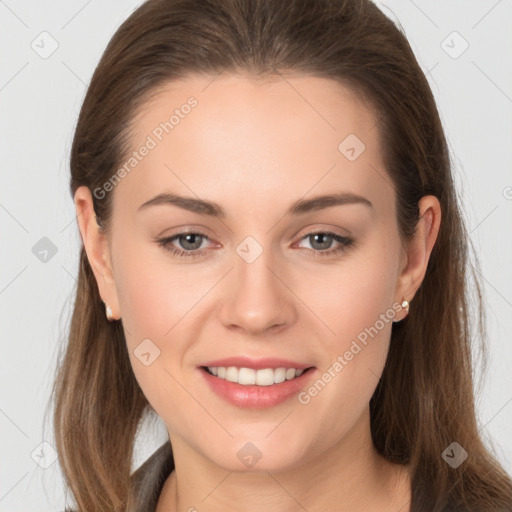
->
[51, 0, 512, 510]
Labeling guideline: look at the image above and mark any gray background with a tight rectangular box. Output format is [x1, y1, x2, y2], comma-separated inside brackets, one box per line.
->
[1, 1, 511, 510]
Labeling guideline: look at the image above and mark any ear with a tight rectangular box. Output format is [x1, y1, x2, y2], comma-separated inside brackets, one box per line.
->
[74, 186, 120, 320]
[394, 195, 441, 321]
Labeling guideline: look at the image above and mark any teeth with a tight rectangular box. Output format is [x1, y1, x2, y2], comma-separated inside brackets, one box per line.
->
[285, 368, 296, 380]
[255, 368, 274, 386]
[225, 366, 238, 383]
[239, 367, 256, 385]
[206, 366, 306, 386]
[274, 367, 286, 384]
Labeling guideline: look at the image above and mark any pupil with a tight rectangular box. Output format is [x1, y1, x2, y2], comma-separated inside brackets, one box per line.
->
[311, 233, 332, 250]
[181, 234, 202, 250]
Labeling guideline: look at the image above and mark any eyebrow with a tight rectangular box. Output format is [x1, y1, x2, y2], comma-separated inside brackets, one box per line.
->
[137, 191, 373, 218]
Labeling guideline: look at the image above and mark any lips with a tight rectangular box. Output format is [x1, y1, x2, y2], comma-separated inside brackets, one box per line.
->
[198, 357, 316, 408]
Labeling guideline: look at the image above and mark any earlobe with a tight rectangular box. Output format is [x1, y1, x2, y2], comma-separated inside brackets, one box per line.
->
[395, 195, 441, 317]
[74, 186, 120, 319]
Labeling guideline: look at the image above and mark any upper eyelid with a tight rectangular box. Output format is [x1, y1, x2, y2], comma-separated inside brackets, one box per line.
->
[157, 219, 352, 240]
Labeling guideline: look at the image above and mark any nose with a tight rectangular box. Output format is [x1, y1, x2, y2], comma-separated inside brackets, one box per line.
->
[218, 245, 298, 336]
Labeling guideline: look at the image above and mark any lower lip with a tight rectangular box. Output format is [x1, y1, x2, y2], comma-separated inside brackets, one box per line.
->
[198, 367, 316, 409]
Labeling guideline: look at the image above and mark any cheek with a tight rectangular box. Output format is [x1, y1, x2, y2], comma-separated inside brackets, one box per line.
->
[297, 237, 400, 350]
[296, 291, 395, 452]
[110, 237, 222, 421]
[112, 236, 206, 343]
[110, 239, 186, 392]
[111, 253, 193, 435]
[293, 239, 399, 414]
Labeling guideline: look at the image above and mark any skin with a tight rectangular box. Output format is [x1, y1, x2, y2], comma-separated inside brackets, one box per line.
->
[75, 73, 441, 512]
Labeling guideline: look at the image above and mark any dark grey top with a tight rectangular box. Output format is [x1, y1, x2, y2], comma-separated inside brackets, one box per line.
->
[130, 440, 175, 512]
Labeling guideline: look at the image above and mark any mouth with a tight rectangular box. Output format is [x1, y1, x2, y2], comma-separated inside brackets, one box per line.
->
[198, 363, 317, 408]
[200, 365, 315, 386]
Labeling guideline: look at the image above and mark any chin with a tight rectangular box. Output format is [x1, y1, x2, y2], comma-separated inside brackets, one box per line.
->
[200, 433, 312, 473]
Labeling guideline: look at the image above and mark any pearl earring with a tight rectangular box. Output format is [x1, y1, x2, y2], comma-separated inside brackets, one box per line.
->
[105, 304, 114, 322]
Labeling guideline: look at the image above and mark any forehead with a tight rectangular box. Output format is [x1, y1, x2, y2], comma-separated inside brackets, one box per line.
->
[113, 72, 391, 217]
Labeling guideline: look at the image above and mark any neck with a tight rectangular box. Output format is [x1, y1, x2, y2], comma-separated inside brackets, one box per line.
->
[157, 411, 411, 512]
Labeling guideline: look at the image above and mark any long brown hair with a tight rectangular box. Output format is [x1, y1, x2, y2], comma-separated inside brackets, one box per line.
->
[50, 0, 512, 510]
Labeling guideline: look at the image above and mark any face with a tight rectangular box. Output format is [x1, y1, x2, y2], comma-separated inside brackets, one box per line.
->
[100, 73, 411, 472]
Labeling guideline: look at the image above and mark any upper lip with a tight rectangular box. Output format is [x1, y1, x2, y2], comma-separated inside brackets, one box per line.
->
[200, 356, 314, 370]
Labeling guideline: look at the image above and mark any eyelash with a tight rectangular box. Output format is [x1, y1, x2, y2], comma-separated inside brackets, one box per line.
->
[156, 231, 354, 259]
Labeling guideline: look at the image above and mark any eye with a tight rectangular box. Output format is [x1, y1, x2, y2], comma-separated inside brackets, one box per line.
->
[157, 232, 212, 258]
[296, 231, 354, 257]
[156, 230, 354, 259]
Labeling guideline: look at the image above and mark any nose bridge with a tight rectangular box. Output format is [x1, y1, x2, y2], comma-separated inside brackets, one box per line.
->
[219, 236, 296, 334]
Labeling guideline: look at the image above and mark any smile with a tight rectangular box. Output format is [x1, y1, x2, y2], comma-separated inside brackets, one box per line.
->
[204, 366, 308, 386]
[199, 364, 316, 408]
